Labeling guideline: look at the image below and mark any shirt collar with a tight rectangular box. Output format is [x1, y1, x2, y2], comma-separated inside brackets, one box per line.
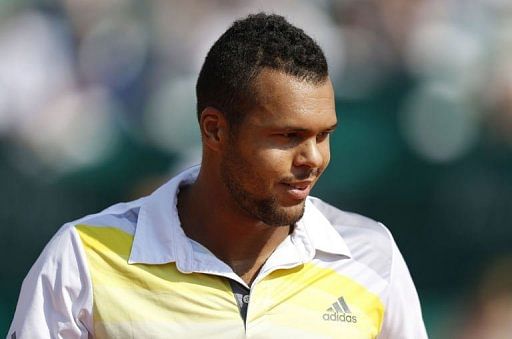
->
[295, 198, 351, 259]
[128, 165, 199, 267]
[128, 165, 351, 268]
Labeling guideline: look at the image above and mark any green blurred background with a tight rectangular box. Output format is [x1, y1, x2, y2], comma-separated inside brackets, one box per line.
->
[1, 1, 512, 337]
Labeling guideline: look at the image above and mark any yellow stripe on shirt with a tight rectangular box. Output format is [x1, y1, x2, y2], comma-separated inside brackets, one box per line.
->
[76, 225, 243, 338]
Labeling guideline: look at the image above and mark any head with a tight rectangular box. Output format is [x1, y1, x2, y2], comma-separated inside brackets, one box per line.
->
[197, 14, 336, 227]
[196, 13, 328, 129]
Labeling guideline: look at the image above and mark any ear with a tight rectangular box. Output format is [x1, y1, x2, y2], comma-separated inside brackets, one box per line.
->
[199, 106, 228, 152]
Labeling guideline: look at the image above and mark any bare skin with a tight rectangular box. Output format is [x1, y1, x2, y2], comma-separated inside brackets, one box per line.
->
[177, 69, 337, 285]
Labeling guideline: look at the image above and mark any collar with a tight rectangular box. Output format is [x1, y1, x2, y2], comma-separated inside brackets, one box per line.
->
[128, 165, 351, 270]
[128, 165, 199, 268]
[294, 198, 351, 259]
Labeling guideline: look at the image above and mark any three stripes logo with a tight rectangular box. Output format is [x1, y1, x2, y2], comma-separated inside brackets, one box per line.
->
[322, 296, 358, 323]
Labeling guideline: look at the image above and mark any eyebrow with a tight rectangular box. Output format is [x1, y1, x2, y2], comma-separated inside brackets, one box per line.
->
[327, 123, 338, 130]
[275, 122, 338, 132]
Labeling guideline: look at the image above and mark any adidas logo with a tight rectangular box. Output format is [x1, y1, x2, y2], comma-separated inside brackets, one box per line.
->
[322, 296, 358, 323]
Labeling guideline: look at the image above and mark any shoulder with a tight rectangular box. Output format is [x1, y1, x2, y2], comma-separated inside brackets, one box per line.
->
[308, 196, 394, 281]
[68, 196, 145, 236]
[308, 196, 392, 246]
[30, 196, 145, 272]
[30, 197, 147, 268]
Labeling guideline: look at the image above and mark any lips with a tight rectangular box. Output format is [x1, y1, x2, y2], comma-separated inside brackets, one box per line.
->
[280, 180, 313, 200]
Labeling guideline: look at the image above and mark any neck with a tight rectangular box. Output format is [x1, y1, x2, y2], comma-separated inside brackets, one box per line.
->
[177, 168, 291, 285]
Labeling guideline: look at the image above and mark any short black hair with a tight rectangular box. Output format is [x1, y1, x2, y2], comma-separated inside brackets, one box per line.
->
[196, 13, 328, 127]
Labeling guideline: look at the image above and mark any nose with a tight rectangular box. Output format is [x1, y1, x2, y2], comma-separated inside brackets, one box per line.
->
[294, 139, 325, 169]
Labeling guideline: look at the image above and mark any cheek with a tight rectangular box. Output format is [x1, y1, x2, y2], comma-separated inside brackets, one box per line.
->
[263, 149, 294, 167]
[251, 149, 293, 176]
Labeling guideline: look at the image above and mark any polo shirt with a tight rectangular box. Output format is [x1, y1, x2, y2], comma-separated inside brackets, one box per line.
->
[9, 165, 428, 338]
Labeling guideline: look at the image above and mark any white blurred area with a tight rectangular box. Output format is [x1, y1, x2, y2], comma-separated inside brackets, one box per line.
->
[400, 84, 480, 162]
[0, 11, 73, 139]
[0, 9, 120, 175]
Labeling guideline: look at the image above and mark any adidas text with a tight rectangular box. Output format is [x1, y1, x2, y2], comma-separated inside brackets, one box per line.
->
[322, 312, 358, 323]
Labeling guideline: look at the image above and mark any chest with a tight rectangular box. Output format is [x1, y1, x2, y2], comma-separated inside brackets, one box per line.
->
[76, 225, 386, 338]
[88, 261, 384, 339]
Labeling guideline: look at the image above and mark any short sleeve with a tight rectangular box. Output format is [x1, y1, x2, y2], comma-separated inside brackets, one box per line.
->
[8, 224, 93, 339]
[378, 233, 428, 339]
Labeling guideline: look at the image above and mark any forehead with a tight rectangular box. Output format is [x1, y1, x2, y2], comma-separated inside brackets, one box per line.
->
[246, 69, 337, 128]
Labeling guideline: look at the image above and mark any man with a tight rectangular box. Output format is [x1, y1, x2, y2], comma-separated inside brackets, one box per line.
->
[9, 13, 427, 338]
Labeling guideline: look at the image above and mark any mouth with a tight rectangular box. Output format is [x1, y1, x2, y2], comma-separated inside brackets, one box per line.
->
[279, 180, 314, 201]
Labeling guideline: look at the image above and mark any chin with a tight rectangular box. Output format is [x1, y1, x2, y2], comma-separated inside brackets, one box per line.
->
[262, 201, 306, 227]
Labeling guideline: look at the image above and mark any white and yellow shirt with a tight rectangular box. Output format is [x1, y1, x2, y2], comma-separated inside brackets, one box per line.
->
[9, 166, 428, 338]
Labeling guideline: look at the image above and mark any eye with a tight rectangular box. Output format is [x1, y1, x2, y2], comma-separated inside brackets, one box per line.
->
[272, 132, 302, 147]
[316, 131, 331, 142]
[280, 132, 298, 139]
[274, 132, 300, 140]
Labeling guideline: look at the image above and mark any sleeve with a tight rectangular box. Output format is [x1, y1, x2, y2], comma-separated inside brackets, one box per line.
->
[378, 231, 429, 339]
[8, 224, 94, 339]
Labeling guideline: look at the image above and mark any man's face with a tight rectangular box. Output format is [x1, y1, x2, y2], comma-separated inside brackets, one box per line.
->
[220, 69, 337, 226]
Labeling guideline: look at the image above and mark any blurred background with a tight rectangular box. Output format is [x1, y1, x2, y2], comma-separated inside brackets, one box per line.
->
[1, 0, 512, 337]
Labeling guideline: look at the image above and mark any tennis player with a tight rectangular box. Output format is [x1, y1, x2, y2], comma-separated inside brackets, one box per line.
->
[9, 13, 427, 338]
